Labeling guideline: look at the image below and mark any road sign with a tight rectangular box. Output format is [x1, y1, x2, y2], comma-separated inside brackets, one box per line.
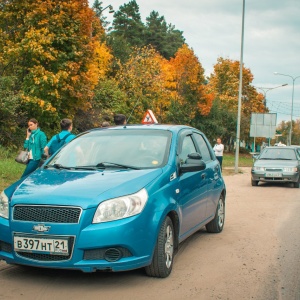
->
[142, 109, 158, 124]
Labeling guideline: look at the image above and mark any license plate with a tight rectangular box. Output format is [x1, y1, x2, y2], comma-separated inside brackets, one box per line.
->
[266, 172, 282, 177]
[14, 235, 69, 255]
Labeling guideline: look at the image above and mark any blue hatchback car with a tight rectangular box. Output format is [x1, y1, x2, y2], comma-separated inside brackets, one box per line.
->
[0, 125, 226, 278]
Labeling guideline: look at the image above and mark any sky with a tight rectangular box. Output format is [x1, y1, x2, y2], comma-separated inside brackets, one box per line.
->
[90, 0, 300, 125]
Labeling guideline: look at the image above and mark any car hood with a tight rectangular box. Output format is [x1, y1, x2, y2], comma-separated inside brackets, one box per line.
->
[254, 159, 298, 168]
[11, 168, 163, 209]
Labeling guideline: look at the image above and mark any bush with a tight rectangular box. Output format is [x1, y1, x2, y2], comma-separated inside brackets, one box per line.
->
[0, 146, 24, 190]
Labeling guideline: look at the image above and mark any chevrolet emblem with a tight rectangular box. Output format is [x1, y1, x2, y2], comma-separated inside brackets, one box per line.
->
[32, 224, 51, 233]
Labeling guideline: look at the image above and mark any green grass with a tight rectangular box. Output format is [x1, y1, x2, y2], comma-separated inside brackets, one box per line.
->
[223, 152, 253, 168]
[0, 147, 25, 190]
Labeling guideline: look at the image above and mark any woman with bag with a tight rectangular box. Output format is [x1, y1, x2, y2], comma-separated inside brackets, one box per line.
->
[21, 118, 47, 178]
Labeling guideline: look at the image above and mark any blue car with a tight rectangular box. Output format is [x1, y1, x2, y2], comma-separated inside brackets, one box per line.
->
[0, 125, 226, 278]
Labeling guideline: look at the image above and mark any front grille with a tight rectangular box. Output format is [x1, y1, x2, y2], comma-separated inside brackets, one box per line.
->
[84, 247, 132, 262]
[16, 237, 74, 261]
[0, 240, 12, 253]
[265, 168, 282, 172]
[13, 205, 81, 223]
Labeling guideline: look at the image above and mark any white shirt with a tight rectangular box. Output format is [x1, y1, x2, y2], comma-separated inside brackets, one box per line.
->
[213, 143, 224, 157]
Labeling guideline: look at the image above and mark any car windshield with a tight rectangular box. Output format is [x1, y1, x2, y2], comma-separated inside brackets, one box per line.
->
[47, 129, 172, 169]
[259, 148, 297, 160]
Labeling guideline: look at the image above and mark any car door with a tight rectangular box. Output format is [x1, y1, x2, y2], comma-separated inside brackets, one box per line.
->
[177, 131, 208, 237]
[193, 132, 221, 219]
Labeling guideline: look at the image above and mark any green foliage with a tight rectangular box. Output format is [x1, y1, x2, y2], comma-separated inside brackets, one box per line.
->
[0, 76, 26, 147]
[74, 78, 128, 130]
[0, 0, 107, 128]
[0, 147, 24, 190]
[108, 2, 185, 64]
[111, 0, 146, 48]
[145, 11, 185, 59]
[194, 99, 237, 144]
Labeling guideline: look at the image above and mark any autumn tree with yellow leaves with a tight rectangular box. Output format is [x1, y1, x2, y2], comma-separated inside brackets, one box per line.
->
[205, 57, 265, 145]
[116, 46, 171, 123]
[166, 44, 214, 125]
[0, 0, 112, 133]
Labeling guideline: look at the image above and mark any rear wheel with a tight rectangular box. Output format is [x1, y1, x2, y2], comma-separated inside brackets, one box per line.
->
[294, 180, 300, 188]
[251, 179, 258, 186]
[145, 216, 174, 278]
[206, 194, 225, 233]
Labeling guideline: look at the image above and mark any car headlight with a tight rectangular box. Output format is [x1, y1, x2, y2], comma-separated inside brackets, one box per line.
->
[0, 191, 9, 219]
[93, 188, 148, 223]
[253, 166, 265, 171]
[283, 167, 297, 172]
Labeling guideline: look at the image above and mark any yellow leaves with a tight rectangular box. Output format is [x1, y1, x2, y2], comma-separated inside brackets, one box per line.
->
[21, 94, 56, 112]
[87, 41, 113, 85]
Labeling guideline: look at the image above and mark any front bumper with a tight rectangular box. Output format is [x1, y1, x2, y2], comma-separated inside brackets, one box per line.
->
[0, 209, 159, 273]
[251, 170, 299, 183]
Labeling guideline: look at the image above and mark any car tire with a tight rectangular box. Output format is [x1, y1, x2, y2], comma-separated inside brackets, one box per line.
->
[251, 179, 258, 186]
[293, 180, 300, 188]
[206, 194, 225, 233]
[145, 216, 174, 278]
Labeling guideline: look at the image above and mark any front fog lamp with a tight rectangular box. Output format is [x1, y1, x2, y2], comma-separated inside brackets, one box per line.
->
[93, 188, 148, 223]
[0, 191, 9, 219]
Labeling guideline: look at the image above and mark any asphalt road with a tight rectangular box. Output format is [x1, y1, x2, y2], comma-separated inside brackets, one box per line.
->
[0, 168, 299, 300]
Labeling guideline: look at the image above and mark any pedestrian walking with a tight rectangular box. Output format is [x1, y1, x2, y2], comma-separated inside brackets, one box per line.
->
[21, 118, 47, 178]
[213, 137, 224, 171]
[44, 118, 76, 158]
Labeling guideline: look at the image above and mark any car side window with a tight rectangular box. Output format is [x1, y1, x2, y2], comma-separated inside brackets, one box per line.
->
[179, 135, 197, 165]
[193, 133, 212, 163]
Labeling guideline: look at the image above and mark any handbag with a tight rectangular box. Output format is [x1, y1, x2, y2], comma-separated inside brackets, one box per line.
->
[15, 149, 29, 164]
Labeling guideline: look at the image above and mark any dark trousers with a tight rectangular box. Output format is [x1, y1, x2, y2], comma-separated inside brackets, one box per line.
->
[21, 159, 40, 178]
[216, 156, 223, 170]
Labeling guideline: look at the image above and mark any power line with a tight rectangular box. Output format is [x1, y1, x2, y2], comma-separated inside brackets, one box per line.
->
[266, 100, 300, 118]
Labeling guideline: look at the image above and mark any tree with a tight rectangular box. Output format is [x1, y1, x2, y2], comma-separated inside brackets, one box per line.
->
[110, 0, 145, 48]
[74, 78, 128, 131]
[116, 46, 170, 123]
[0, 76, 25, 147]
[0, 0, 111, 128]
[277, 119, 300, 145]
[166, 44, 213, 125]
[145, 11, 185, 59]
[207, 57, 265, 145]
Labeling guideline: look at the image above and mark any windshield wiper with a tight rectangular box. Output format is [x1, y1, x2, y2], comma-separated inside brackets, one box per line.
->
[73, 166, 98, 170]
[96, 162, 140, 170]
[45, 164, 72, 170]
[275, 158, 293, 160]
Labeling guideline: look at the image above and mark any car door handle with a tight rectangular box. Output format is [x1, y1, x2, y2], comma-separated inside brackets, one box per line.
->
[201, 174, 206, 179]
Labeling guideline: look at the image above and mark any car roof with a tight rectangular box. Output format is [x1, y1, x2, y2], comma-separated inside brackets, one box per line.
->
[88, 124, 201, 134]
[264, 146, 297, 149]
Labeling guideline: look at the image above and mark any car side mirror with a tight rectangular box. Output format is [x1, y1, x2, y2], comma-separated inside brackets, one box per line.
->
[180, 153, 206, 174]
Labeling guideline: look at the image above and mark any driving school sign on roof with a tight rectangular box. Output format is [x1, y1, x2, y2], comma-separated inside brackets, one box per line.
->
[141, 109, 158, 124]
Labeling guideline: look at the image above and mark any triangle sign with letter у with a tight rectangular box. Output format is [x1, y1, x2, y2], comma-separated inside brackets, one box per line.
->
[142, 109, 158, 124]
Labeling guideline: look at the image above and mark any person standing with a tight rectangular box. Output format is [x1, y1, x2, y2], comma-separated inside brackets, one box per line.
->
[113, 114, 127, 125]
[21, 118, 47, 178]
[44, 118, 76, 158]
[213, 137, 224, 170]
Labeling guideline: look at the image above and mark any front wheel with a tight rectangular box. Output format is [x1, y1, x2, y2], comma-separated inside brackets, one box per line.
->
[145, 216, 174, 278]
[294, 180, 300, 188]
[206, 194, 225, 233]
[251, 179, 258, 186]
